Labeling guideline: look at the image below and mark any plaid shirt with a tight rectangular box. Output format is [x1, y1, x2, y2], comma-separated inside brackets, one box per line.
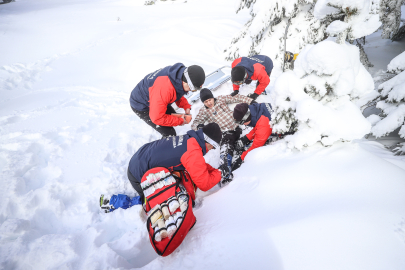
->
[191, 94, 253, 132]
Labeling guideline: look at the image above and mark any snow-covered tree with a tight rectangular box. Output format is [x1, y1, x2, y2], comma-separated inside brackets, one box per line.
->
[270, 40, 378, 150]
[224, 0, 327, 68]
[368, 51, 405, 155]
[313, 0, 381, 68]
[380, 0, 405, 40]
[314, 0, 381, 44]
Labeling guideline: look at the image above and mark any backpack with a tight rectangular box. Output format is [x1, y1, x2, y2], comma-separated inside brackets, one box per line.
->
[141, 167, 196, 257]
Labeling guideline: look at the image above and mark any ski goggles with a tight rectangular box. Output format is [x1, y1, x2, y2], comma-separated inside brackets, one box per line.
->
[184, 67, 202, 92]
[234, 109, 251, 125]
[232, 72, 248, 86]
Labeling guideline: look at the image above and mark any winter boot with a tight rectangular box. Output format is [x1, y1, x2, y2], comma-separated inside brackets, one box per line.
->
[100, 194, 115, 213]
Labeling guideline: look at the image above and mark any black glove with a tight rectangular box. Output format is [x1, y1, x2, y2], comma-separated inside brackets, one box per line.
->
[219, 163, 233, 187]
[235, 126, 242, 137]
[250, 100, 258, 104]
[231, 157, 243, 171]
[247, 93, 259, 100]
[230, 90, 239, 97]
[197, 124, 204, 130]
[245, 79, 252, 85]
[240, 135, 251, 146]
[234, 136, 251, 155]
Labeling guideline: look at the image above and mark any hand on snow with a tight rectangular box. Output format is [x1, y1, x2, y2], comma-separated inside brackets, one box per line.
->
[197, 124, 204, 130]
[230, 90, 239, 97]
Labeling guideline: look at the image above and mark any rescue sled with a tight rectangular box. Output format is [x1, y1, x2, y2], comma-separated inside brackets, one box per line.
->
[185, 66, 231, 104]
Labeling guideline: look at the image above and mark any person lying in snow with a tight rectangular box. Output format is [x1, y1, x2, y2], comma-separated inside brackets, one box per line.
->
[230, 55, 273, 100]
[191, 88, 256, 181]
[232, 102, 273, 171]
[130, 64, 205, 138]
[127, 123, 231, 202]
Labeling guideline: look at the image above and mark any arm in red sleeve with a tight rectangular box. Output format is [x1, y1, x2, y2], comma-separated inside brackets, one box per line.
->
[175, 96, 191, 110]
[241, 116, 272, 160]
[232, 58, 242, 92]
[149, 76, 184, 127]
[181, 138, 221, 191]
[252, 63, 270, 95]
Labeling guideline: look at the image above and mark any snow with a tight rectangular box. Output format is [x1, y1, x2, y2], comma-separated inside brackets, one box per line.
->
[388, 51, 405, 74]
[315, 0, 381, 40]
[271, 41, 375, 149]
[1, 0, 405, 269]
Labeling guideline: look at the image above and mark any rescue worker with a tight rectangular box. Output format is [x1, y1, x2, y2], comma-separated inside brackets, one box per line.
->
[230, 55, 273, 100]
[127, 123, 230, 201]
[232, 102, 273, 171]
[130, 63, 205, 138]
[191, 88, 255, 180]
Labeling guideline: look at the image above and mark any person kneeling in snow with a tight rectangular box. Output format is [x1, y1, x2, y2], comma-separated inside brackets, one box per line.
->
[230, 55, 273, 100]
[232, 102, 273, 171]
[191, 88, 256, 182]
[130, 64, 205, 138]
[127, 123, 231, 202]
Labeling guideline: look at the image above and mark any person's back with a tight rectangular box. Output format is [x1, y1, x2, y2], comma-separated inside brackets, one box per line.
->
[127, 123, 229, 199]
[128, 130, 206, 182]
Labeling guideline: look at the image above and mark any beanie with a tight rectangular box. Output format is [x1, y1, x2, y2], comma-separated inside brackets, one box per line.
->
[200, 88, 214, 103]
[183, 65, 205, 90]
[202, 123, 222, 149]
[233, 103, 250, 123]
[231, 66, 246, 83]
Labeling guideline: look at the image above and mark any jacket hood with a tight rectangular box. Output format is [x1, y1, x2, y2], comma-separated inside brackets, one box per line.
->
[168, 63, 187, 97]
[248, 103, 272, 127]
[186, 129, 207, 155]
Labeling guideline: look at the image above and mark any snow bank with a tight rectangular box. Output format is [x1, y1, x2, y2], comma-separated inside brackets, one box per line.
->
[271, 40, 375, 149]
[1, 0, 404, 269]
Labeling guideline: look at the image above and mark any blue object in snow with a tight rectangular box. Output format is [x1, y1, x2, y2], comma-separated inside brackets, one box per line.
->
[109, 194, 142, 212]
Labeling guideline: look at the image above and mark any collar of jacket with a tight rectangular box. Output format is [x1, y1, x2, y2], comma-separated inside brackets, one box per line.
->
[186, 129, 207, 155]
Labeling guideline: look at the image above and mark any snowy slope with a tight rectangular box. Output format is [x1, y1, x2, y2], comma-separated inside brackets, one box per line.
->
[0, 0, 405, 269]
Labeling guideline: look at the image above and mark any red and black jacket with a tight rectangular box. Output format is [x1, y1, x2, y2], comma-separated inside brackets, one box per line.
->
[130, 63, 191, 127]
[232, 55, 273, 95]
[128, 129, 221, 191]
[242, 103, 273, 160]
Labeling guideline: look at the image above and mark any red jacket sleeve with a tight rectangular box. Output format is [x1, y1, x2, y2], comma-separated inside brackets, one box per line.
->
[149, 76, 184, 127]
[251, 63, 270, 95]
[181, 138, 221, 191]
[241, 116, 272, 160]
[232, 58, 242, 91]
[175, 96, 191, 110]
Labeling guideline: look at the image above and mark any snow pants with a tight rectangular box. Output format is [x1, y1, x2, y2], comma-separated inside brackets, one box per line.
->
[128, 167, 144, 202]
[219, 129, 242, 168]
[131, 105, 177, 138]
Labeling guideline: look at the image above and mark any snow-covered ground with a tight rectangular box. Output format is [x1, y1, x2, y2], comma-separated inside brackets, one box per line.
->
[0, 0, 405, 269]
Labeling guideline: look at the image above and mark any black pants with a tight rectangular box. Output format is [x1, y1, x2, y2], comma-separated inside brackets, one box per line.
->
[220, 129, 242, 165]
[127, 168, 144, 202]
[131, 105, 177, 138]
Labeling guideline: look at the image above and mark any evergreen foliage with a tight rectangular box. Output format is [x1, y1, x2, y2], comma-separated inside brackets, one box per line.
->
[370, 51, 405, 155]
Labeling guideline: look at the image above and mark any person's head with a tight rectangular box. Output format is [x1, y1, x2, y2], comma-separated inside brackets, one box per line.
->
[200, 88, 215, 108]
[182, 65, 205, 92]
[231, 66, 247, 86]
[233, 103, 251, 125]
[202, 123, 221, 151]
